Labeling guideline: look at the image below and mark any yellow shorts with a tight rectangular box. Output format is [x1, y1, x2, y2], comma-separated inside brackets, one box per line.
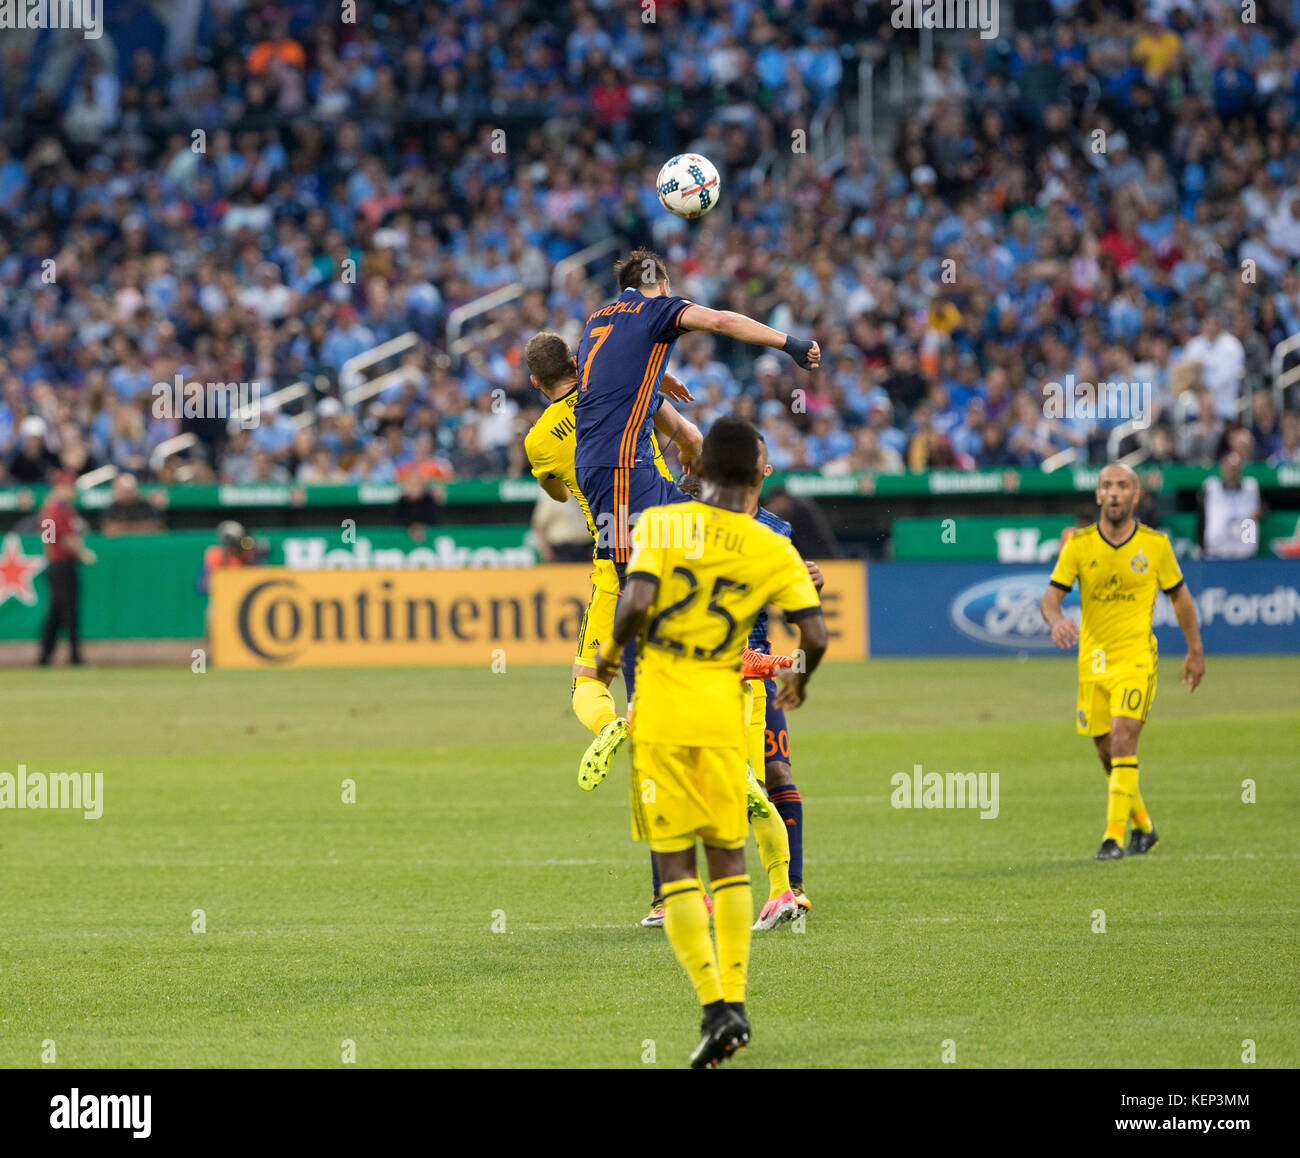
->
[574, 559, 620, 670]
[1076, 663, 1157, 736]
[744, 678, 766, 784]
[629, 740, 748, 853]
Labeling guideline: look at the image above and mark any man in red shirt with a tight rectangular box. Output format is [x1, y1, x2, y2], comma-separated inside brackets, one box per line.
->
[38, 471, 96, 666]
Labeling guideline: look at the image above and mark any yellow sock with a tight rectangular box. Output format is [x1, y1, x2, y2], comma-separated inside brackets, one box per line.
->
[710, 874, 752, 1004]
[572, 676, 617, 736]
[1129, 778, 1152, 833]
[662, 878, 723, 1006]
[749, 797, 792, 900]
[1107, 758, 1138, 842]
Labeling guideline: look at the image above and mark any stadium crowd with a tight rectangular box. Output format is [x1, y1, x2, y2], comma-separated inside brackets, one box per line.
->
[1, 0, 1299, 491]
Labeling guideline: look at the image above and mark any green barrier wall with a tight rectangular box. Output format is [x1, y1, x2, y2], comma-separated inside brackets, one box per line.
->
[0, 525, 535, 641]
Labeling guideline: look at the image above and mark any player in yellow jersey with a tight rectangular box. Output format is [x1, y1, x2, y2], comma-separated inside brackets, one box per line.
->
[1040, 463, 1206, 860]
[595, 416, 827, 1068]
[522, 332, 702, 782]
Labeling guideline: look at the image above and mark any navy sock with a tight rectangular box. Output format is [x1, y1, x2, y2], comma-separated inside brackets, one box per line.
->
[769, 780, 803, 883]
[651, 852, 661, 901]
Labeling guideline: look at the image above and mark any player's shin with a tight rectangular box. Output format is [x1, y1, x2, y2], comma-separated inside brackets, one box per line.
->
[710, 874, 753, 1004]
[749, 797, 792, 900]
[1107, 757, 1139, 842]
[662, 877, 724, 1005]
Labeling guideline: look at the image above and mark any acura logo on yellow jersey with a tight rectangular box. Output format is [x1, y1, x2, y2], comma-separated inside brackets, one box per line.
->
[1130, 551, 1150, 574]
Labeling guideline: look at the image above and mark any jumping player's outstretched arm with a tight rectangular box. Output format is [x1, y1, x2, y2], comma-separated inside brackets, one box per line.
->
[676, 304, 820, 370]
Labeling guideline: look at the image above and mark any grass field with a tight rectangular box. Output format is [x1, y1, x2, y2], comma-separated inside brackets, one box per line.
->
[1, 656, 1296, 1069]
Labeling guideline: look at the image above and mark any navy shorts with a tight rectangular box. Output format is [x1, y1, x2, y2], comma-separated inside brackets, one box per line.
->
[576, 463, 689, 563]
[763, 677, 791, 765]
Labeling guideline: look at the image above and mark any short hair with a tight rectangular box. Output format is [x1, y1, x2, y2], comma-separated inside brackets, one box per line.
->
[699, 416, 761, 487]
[615, 247, 669, 291]
[676, 474, 704, 498]
[524, 332, 575, 389]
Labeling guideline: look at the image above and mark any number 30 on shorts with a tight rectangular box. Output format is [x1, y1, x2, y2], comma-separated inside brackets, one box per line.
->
[764, 727, 790, 760]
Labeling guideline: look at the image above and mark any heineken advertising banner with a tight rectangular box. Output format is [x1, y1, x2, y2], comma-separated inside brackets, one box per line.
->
[892, 514, 1300, 562]
[0, 526, 536, 641]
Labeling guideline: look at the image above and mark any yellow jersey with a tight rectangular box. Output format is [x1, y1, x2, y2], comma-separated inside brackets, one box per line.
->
[524, 385, 672, 542]
[625, 502, 821, 747]
[1049, 522, 1184, 675]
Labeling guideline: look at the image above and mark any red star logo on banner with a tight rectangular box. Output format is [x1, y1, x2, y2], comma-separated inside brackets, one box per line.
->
[0, 534, 45, 606]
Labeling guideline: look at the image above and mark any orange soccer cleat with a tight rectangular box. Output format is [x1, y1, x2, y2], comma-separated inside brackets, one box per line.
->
[741, 648, 795, 681]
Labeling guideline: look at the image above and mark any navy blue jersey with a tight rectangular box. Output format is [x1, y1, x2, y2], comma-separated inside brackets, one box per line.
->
[747, 505, 794, 651]
[573, 287, 693, 471]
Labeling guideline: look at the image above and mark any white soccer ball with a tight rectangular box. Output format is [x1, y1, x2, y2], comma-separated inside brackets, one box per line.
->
[656, 153, 721, 219]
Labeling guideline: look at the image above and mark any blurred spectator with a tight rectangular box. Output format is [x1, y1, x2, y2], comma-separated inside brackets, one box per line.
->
[100, 473, 165, 536]
[395, 474, 443, 544]
[530, 487, 592, 563]
[1199, 452, 1262, 560]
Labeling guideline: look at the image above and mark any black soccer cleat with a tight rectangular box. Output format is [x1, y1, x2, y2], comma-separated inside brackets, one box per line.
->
[726, 1002, 752, 1048]
[1094, 838, 1124, 861]
[1126, 827, 1159, 856]
[689, 1005, 747, 1069]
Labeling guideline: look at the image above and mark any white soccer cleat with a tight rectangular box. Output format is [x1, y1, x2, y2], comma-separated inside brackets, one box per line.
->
[752, 889, 799, 931]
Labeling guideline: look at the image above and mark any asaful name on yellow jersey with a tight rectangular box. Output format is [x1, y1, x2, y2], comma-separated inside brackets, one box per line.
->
[625, 502, 821, 748]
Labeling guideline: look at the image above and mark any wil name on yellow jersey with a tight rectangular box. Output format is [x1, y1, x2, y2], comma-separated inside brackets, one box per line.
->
[524, 386, 673, 544]
[624, 502, 821, 748]
[1049, 522, 1185, 674]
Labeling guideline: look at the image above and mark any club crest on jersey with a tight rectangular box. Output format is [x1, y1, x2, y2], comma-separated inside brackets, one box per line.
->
[1129, 551, 1149, 574]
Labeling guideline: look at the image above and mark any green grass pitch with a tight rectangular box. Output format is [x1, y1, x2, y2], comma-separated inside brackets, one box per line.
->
[1, 656, 1296, 1069]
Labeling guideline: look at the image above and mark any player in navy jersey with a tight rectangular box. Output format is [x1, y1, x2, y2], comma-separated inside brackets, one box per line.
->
[742, 440, 821, 925]
[573, 248, 819, 927]
[574, 248, 819, 572]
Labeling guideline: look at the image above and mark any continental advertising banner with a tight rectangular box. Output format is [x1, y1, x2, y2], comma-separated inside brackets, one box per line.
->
[868, 560, 1300, 656]
[210, 562, 867, 669]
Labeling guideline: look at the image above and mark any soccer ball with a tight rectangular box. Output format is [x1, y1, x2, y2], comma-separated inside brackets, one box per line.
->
[656, 153, 721, 219]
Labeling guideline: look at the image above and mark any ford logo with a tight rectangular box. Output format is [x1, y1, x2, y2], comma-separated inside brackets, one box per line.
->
[949, 572, 1080, 650]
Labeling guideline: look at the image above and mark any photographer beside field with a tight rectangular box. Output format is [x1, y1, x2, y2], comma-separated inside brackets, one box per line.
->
[197, 521, 267, 596]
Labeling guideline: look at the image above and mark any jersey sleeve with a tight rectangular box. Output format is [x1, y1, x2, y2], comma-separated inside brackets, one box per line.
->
[768, 541, 821, 620]
[1155, 534, 1185, 595]
[649, 295, 694, 343]
[1048, 533, 1078, 592]
[625, 510, 667, 585]
[524, 428, 550, 481]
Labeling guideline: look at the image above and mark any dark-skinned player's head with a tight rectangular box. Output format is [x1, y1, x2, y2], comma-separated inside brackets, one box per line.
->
[699, 415, 762, 488]
[615, 248, 669, 294]
[524, 332, 577, 397]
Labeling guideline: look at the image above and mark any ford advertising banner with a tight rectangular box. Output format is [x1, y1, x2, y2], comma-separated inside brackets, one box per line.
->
[869, 560, 1300, 656]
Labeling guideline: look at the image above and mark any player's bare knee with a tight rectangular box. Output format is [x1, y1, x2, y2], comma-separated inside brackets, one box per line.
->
[765, 760, 792, 788]
[704, 845, 745, 883]
[656, 849, 697, 884]
[1109, 718, 1141, 757]
[1093, 734, 1112, 772]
